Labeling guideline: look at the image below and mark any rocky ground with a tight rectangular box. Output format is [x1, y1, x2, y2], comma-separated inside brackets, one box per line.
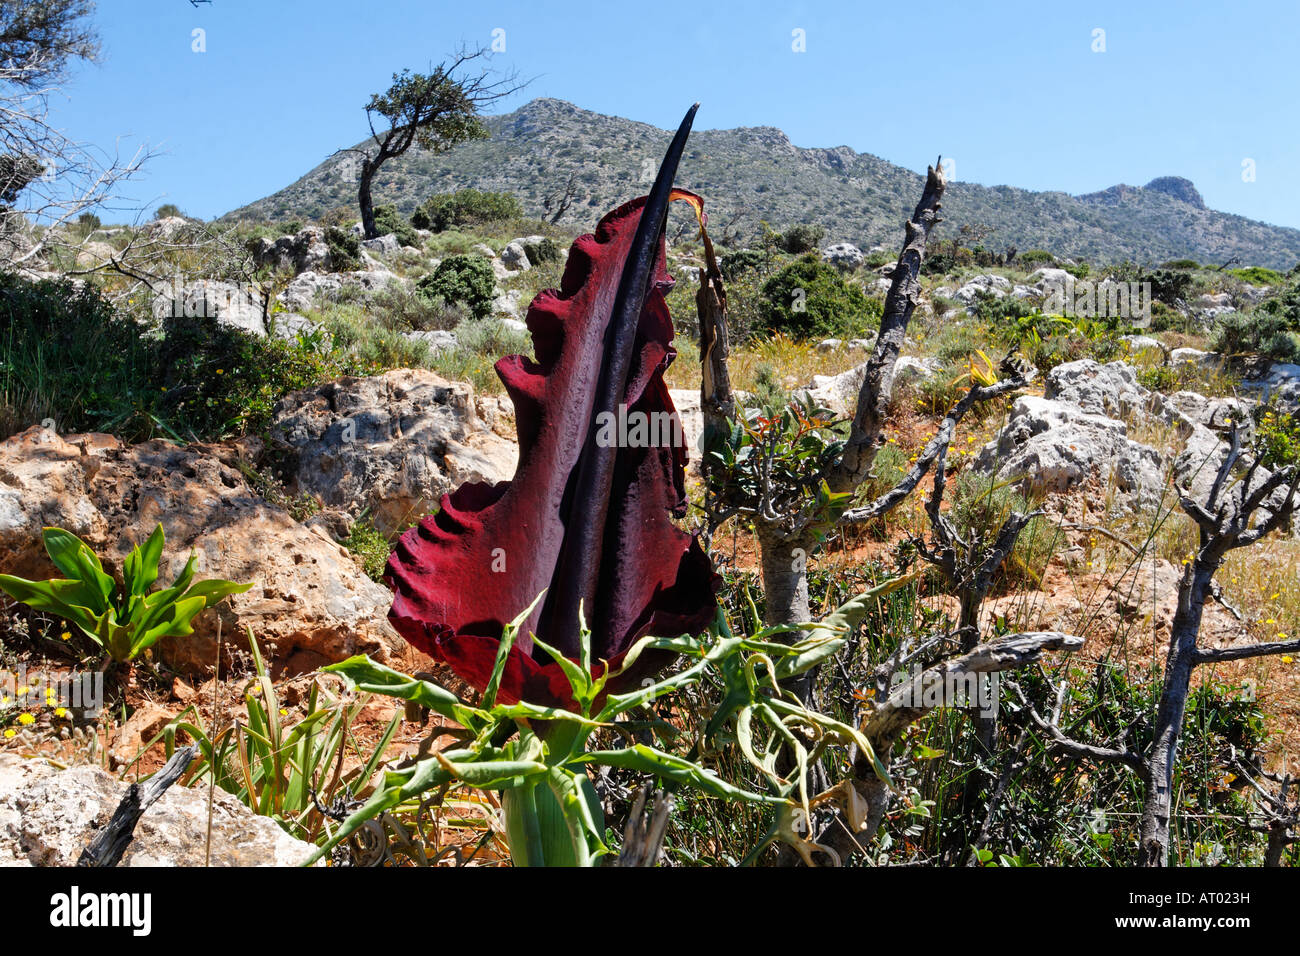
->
[3, 219, 1299, 865]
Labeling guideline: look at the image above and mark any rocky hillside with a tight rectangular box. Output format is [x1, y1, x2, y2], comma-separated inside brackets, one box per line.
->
[226, 98, 1300, 269]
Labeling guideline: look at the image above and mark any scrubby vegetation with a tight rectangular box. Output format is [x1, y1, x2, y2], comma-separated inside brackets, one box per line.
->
[5, 153, 1300, 871]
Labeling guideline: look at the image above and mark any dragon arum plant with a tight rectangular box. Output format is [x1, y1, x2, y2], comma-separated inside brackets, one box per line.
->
[296, 105, 910, 866]
[310, 576, 913, 867]
[0, 524, 250, 663]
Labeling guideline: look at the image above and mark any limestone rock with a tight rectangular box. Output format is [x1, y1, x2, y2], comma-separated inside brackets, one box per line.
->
[270, 370, 517, 537]
[0, 755, 316, 866]
[0, 426, 400, 676]
[972, 395, 1165, 510]
[820, 242, 864, 270]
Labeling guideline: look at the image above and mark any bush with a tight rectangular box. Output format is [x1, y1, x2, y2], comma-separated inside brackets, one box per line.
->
[75, 212, 101, 232]
[1211, 310, 1300, 363]
[1254, 402, 1300, 470]
[0, 272, 352, 441]
[1019, 249, 1054, 267]
[1230, 266, 1284, 286]
[758, 254, 878, 340]
[416, 254, 496, 320]
[779, 224, 825, 255]
[1144, 268, 1194, 305]
[154, 203, 183, 220]
[324, 226, 361, 271]
[720, 248, 766, 281]
[522, 236, 561, 265]
[1160, 259, 1201, 271]
[153, 315, 352, 438]
[411, 189, 524, 232]
[343, 518, 393, 580]
[921, 251, 955, 276]
[371, 203, 419, 248]
[0, 272, 154, 438]
[370, 282, 465, 332]
[453, 316, 531, 358]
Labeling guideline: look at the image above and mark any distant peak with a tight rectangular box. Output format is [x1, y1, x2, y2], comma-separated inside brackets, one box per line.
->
[1142, 176, 1204, 208]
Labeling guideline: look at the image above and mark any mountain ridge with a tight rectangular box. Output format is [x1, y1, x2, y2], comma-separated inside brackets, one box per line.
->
[224, 98, 1300, 269]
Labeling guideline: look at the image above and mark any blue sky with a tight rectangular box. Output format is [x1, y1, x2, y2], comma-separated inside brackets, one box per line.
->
[50, 0, 1300, 227]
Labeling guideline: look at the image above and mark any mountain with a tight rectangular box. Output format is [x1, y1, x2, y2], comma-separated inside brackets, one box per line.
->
[225, 98, 1300, 269]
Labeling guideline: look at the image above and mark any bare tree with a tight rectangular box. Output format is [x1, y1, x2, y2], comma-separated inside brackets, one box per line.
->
[541, 170, 579, 225]
[1026, 426, 1300, 865]
[341, 48, 525, 239]
[0, 0, 151, 266]
[693, 161, 1084, 863]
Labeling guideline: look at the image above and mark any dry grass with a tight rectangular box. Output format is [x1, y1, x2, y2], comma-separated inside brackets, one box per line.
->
[665, 333, 866, 394]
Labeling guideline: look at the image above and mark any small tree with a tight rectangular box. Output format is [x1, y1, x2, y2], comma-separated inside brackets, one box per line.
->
[346, 49, 524, 239]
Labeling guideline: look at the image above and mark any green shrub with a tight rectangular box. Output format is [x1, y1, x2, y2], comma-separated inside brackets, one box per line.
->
[1230, 266, 1284, 285]
[758, 254, 878, 340]
[154, 203, 183, 220]
[0, 272, 155, 438]
[522, 236, 561, 265]
[416, 254, 497, 320]
[1211, 310, 1300, 363]
[371, 203, 419, 248]
[921, 251, 955, 276]
[1019, 249, 1054, 267]
[973, 291, 1040, 328]
[343, 518, 393, 580]
[1254, 402, 1300, 470]
[1257, 279, 1300, 328]
[3, 268, 348, 442]
[310, 302, 432, 370]
[324, 226, 361, 271]
[779, 224, 825, 255]
[154, 314, 354, 438]
[76, 212, 101, 232]
[720, 248, 767, 281]
[370, 282, 465, 332]
[411, 189, 523, 232]
[1160, 259, 1201, 271]
[1145, 268, 1194, 305]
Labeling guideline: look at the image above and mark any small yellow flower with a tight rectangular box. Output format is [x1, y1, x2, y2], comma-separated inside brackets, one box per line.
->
[16, 686, 29, 696]
[216, 368, 224, 375]
[17, 713, 35, 726]
[1282, 655, 1294, 664]
[60, 630, 70, 641]
[279, 709, 288, 717]
[2, 729, 14, 739]
[53, 707, 67, 718]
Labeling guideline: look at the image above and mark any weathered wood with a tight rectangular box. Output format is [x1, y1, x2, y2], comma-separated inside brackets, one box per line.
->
[812, 631, 1082, 865]
[615, 786, 673, 867]
[831, 160, 947, 493]
[77, 744, 198, 867]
